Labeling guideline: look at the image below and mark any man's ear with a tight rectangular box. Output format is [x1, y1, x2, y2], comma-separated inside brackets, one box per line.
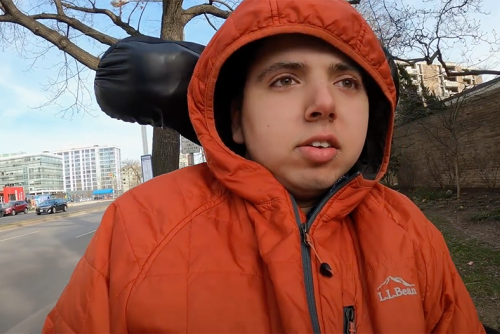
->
[231, 99, 245, 144]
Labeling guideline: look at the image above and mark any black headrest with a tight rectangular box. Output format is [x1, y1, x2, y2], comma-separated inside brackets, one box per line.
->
[94, 36, 400, 146]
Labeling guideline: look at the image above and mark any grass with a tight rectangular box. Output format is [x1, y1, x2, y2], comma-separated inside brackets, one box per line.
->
[470, 208, 500, 223]
[429, 215, 500, 330]
[407, 188, 453, 201]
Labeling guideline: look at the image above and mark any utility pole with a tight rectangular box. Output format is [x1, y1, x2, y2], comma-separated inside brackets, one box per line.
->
[141, 125, 149, 155]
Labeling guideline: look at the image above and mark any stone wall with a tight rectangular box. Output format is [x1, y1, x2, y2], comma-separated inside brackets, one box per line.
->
[393, 83, 500, 189]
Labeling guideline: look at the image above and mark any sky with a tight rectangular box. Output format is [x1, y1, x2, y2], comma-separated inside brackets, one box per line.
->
[0, 0, 498, 162]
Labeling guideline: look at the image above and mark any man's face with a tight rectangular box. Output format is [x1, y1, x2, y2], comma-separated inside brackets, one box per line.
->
[231, 34, 369, 207]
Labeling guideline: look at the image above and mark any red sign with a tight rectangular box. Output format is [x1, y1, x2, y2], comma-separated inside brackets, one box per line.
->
[1, 187, 25, 203]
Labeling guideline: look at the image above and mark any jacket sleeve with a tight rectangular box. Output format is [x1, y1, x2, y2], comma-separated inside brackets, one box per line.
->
[41, 204, 119, 334]
[423, 220, 486, 334]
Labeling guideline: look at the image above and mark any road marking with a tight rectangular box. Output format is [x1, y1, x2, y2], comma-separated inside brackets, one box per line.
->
[0, 230, 39, 242]
[75, 229, 96, 238]
[0, 206, 109, 233]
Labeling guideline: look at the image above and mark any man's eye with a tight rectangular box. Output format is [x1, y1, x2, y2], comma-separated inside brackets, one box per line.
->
[336, 78, 358, 89]
[271, 76, 297, 87]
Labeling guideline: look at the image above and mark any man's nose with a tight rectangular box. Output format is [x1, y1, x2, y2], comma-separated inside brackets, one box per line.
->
[304, 82, 336, 122]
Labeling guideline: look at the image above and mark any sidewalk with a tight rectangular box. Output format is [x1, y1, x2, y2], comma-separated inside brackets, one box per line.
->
[68, 199, 114, 207]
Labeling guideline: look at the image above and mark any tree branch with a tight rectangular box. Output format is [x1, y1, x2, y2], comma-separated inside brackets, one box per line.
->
[203, 12, 217, 31]
[31, 13, 117, 45]
[182, 3, 231, 25]
[0, 13, 13, 21]
[209, 0, 234, 12]
[61, 1, 141, 36]
[395, 52, 500, 77]
[54, 0, 64, 15]
[436, 52, 500, 76]
[394, 50, 440, 66]
[0, 0, 99, 69]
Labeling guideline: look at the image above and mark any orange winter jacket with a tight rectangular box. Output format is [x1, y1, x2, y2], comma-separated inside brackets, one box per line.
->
[42, 0, 485, 333]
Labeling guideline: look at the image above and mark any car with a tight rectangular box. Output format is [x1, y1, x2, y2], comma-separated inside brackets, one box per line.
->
[0, 201, 29, 216]
[36, 199, 68, 215]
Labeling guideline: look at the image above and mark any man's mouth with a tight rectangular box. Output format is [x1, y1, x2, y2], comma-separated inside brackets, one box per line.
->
[299, 135, 340, 149]
[297, 136, 340, 163]
[309, 141, 332, 148]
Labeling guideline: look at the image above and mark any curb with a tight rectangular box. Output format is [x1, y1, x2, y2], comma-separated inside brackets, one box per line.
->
[0, 206, 109, 232]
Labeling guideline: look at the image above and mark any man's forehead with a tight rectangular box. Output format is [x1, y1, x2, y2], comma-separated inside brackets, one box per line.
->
[252, 34, 358, 69]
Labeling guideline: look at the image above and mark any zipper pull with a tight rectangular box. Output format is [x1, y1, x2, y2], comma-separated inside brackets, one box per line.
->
[344, 306, 356, 334]
[301, 224, 333, 278]
[349, 321, 356, 334]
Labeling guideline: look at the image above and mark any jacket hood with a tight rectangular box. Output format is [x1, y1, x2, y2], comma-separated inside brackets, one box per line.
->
[187, 0, 397, 204]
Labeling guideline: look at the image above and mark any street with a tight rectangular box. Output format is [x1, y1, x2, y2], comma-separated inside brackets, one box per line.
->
[0, 209, 107, 334]
[0, 201, 111, 227]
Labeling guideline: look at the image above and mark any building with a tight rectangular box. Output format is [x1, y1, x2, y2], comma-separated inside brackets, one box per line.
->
[121, 164, 142, 192]
[0, 153, 64, 196]
[179, 154, 189, 168]
[50, 145, 122, 193]
[396, 61, 482, 98]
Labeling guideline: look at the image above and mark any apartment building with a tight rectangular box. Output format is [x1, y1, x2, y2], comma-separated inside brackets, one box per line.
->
[179, 154, 189, 168]
[396, 61, 482, 98]
[50, 145, 122, 192]
[0, 152, 64, 195]
[121, 165, 142, 192]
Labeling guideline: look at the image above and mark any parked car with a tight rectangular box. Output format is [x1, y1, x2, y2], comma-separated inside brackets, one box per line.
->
[0, 201, 29, 216]
[36, 199, 68, 215]
[0, 203, 6, 218]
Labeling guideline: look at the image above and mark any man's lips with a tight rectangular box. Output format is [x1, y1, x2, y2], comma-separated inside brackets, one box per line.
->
[296, 146, 339, 163]
[296, 134, 340, 163]
[298, 134, 340, 149]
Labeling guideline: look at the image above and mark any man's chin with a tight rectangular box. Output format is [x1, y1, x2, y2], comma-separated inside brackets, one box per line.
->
[273, 168, 345, 197]
[302, 172, 344, 189]
[285, 177, 340, 201]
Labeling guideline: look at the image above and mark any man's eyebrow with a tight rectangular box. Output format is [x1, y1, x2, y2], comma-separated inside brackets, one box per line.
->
[329, 62, 362, 75]
[256, 61, 307, 82]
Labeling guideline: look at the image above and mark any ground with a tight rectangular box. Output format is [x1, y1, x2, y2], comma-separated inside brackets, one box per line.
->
[400, 188, 500, 330]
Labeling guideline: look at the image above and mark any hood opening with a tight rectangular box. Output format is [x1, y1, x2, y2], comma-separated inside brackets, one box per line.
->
[213, 41, 261, 158]
[354, 72, 391, 180]
[213, 34, 392, 181]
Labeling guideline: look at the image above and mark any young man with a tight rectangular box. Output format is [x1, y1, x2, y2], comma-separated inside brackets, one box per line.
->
[42, 0, 486, 333]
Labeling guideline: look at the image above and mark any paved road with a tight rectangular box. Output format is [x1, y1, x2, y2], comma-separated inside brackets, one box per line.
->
[0, 201, 110, 227]
[0, 210, 106, 334]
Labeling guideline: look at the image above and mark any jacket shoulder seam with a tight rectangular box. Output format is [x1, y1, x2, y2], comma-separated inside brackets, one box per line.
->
[80, 256, 109, 331]
[82, 253, 109, 279]
[114, 202, 141, 268]
[52, 304, 78, 333]
[124, 192, 229, 306]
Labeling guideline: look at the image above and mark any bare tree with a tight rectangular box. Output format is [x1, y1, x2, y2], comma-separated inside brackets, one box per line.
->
[473, 148, 500, 190]
[419, 92, 479, 199]
[121, 158, 142, 189]
[423, 150, 446, 189]
[356, 0, 500, 78]
[0, 0, 235, 177]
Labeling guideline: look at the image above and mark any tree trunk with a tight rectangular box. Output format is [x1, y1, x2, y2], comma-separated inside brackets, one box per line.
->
[151, 0, 185, 177]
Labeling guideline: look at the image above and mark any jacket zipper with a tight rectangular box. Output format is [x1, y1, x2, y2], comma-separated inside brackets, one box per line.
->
[343, 306, 356, 334]
[290, 172, 360, 334]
